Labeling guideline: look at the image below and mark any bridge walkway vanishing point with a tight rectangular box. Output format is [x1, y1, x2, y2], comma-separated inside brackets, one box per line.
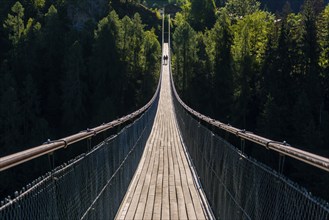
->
[116, 44, 210, 219]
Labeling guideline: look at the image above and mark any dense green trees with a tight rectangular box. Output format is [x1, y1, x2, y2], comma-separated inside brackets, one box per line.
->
[172, 0, 329, 157]
[170, 0, 329, 200]
[0, 0, 161, 198]
[0, 1, 161, 154]
[205, 9, 234, 122]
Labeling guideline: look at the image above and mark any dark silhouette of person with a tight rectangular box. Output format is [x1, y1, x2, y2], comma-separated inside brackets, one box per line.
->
[163, 55, 168, 65]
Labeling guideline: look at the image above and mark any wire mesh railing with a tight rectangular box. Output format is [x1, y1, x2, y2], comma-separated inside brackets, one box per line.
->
[0, 90, 159, 219]
[169, 56, 329, 219]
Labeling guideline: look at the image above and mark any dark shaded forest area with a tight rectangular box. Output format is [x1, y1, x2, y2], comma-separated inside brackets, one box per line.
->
[1, 0, 329, 202]
[0, 0, 161, 198]
[172, 0, 329, 159]
[171, 0, 329, 200]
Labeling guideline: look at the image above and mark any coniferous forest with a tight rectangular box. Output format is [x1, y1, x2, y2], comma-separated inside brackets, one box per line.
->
[0, 0, 161, 198]
[170, 0, 329, 200]
[1, 0, 329, 201]
[172, 0, 329, 157]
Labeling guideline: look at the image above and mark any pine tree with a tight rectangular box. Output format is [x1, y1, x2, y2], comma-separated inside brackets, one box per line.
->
[210, 9, 234, 122]
[141, 30, 161, 103]
[173, 21, 197, 99]
[189, 0, 216, 30]
[231, 11, 274, 128]
[301, 0, 321, 136]
[41, 5, 65, 129]
[225, 0, 260, 18]
[91, 10, 124, 124]
[3, 1, 25, 46]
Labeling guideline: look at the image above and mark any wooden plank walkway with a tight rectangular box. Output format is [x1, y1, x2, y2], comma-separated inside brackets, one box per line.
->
[116, 44, 209, 219]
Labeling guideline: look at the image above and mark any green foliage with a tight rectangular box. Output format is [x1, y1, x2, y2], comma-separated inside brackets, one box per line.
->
[189, 0, 216, 30]
[205, 8, 234, 121]
[230, 10, 274, 126]
[3, 2, 25, 45]
[172, 0, 329, 160]
[32, 0, 45, 9]
[91, 10, 125, 124]
[225, 0, 260, 18]
[318, 5, 329, 70]
[231, 11, 275, 65]
[173, 20, 197, 98]
[142, 29, 161, 101]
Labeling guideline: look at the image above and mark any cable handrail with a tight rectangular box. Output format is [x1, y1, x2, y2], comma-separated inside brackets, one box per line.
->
[168, 51, 329, 173]
[0, 59, 163, 173]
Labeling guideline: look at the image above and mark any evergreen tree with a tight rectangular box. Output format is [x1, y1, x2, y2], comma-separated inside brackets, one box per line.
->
[318, 6, 329, 146]
[3, 1, 25, 46]
[190, 32, 213, 115]
[231, 11, 274, 128]
[225, 0, 260, 18]
[41, 5, 65, 129]
[141, 30, 161, 103]
[259, 18, 294, 140]
[189, 0, 216, 30]
[208, 9, 234, 122]
[91, 10, 124, 124]
[173, 21, 197, 100]
[302, 0, 321, 116]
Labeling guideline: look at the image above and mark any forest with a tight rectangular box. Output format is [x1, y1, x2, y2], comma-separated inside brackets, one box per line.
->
[0, 0, 161, 157]
[0, 0, 329, 201]
[170, 0, 329, 199]
[172, 0, 329, 158]
[0, 0, 161, 197]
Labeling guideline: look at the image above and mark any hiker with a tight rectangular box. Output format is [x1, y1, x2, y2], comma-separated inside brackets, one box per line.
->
[164, 55, 168, 65]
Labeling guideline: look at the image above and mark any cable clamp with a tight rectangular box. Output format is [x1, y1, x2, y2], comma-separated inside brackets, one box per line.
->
[266, 141, 274, 150]
[236, 129, 246, 136]
[86, 128, 97, 136]
[44, 139, 68, 148]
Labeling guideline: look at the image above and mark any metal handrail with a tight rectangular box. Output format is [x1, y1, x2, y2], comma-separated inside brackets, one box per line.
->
[0, 75, 161, 172]
[0, 49, 164, 174]
[0, 11, 169, 173]
[168, 50, 329, 173]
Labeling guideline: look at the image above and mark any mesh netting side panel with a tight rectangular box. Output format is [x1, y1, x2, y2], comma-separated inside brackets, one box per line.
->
[173, 97, 329, 220]
[0, 97, 158, 220]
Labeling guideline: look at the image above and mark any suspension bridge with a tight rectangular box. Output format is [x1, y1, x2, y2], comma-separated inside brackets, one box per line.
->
[0, 15, 329, 220]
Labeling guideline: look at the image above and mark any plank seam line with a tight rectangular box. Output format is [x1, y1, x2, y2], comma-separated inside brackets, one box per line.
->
[173, 112, 216, 220]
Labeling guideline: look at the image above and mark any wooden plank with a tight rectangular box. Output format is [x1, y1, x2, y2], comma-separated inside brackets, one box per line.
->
[134, 125, 158, 219]
[116, 44, 209, 219]
[175, 123, 207, 220]
[152, 117, 164, 219]
[143, 116, 162, 219]
[116, 124, 156, 219]
[173, 128, 197, 219]
[123, 127, 158, 219]
[161, 128, 170, 219]
[168, 119, 178, 219]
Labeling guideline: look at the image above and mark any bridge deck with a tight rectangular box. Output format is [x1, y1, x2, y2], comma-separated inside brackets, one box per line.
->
[116, 44, 208, 219]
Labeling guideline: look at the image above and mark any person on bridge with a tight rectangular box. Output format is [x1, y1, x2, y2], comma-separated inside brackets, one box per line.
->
[163, 55, 168, 65]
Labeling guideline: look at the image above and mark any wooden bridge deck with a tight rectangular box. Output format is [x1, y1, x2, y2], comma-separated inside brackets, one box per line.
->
[116, 44, 209, 219]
